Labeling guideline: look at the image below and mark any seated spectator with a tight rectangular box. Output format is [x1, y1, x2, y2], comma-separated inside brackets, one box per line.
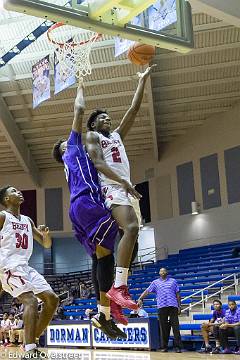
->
[54, 306, 64, 321]
[201, 299, 225, 353]
[130, 305, 149, 318]
[88, 285, 95, 299]
[8, 315, 24, 347]
[80, 284, 90, 299]
[84, 309, 93, 320]
[62, 284, 69, 293]
[219, 300, 240, 354]
[0, 313, 10, 347]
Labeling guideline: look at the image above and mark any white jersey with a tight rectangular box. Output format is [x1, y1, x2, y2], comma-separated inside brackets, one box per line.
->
[1, 319, 10, 328]
[0, 211, 33, 271]
[98, 131, 130, 186]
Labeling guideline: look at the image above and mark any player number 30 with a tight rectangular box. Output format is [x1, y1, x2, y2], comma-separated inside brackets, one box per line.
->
[15, 233, 28, 249]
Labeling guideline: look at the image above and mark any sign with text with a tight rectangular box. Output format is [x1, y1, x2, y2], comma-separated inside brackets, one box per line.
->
[92, 322, 150, 348]
[47, 323, 91, 347]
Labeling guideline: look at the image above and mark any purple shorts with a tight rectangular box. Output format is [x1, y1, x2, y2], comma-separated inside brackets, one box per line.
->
[69, 195, 118, 256]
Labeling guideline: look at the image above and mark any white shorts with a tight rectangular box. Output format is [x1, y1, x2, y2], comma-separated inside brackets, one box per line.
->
[0, 265, 52, 298]
[102, 184, 142, 227]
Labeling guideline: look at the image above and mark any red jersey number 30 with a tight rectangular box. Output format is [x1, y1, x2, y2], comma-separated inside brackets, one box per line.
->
[111, 147, 122, 163]
[16, 233, 28, 249]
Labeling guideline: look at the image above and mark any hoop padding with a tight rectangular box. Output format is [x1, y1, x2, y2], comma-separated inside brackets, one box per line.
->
[47, 23, 101, 78]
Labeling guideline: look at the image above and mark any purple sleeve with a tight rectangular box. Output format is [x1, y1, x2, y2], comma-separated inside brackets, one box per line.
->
[67, 130, 82, 146]
[174, 280, 180, 293]
[225, 310, 230, 322]
[237, 310, 240, 322]
[146, 281, 156, 293]
[212, 310, 217, 321]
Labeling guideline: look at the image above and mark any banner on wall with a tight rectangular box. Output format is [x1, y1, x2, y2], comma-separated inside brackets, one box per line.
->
[32, 55, 50, 109]
[54, 48, 76, 95]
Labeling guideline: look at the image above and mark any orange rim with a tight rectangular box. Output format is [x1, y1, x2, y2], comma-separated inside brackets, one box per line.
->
[47, 22, 102, 48]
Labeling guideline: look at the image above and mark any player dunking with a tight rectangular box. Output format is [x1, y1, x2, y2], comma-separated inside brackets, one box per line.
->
[85, 64, 156, 306]
[0, 186, 59, 359]
[52, 82, 138, 338]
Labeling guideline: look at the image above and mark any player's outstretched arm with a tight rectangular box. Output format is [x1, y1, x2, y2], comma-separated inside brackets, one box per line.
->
[86, 132, 141, 199]
[115, 64, 157, 140]
[72, 79, 86, 134]
[29, 218, 52, 249]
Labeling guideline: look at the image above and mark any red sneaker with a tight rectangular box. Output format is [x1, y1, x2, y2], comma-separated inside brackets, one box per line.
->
[111, 301, 128, 325]
[106, 285, 138, 310]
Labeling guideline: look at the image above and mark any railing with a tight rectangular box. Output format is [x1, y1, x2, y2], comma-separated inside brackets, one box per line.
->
[31, 259, 93, 275]
[137, 246, 168, 268]
[32, 246, 169, 274]
[182, 273, 239, 313]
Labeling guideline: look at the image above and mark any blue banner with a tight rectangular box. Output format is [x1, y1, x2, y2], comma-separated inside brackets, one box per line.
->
[32, 55, 51, 109]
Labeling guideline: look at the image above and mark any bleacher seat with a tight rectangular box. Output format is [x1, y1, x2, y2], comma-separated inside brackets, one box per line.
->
[45, 239, 240, 349]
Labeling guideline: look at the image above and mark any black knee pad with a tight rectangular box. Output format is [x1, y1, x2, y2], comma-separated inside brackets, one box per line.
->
[97, 254, 114, 293]
[91, 254, 100, 301]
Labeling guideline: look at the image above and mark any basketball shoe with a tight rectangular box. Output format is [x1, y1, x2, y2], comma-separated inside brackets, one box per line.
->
[111, 301, 128, 325]
[107, 285, 138, 310]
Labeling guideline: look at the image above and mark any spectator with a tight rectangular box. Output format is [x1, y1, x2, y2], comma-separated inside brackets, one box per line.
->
[62, 284, 69, 293]
[219, 300, 240, 354]
[8, 315, 24, 347]
[84, 309, 93, 320]
[0, 313, 10, 347]
[54, 306, 64, 321]
[130, 305, 148, 318]
[138, 267, 182, 353]
[80, 284, 90, 299]
[201, 299, 225, 353]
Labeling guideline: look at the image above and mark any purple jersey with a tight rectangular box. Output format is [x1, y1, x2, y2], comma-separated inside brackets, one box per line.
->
[63, 130, 102, 203]
[62, 130, 118, 256]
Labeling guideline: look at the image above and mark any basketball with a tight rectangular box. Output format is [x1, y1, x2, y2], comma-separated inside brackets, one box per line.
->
[127, 42, 156, 66]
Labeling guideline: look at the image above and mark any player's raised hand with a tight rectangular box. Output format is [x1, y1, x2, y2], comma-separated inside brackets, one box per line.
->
[121, 179, 142, 200]
[38, 225, 52, 248]
[37, 225, 49, 234]
[137, 64, 157, 80]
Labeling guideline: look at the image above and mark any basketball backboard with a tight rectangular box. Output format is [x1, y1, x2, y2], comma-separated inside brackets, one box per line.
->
[3, 0, 194, 53]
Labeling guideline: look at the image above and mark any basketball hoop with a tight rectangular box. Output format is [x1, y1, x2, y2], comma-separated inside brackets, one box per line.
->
[47, 22, 102, 79]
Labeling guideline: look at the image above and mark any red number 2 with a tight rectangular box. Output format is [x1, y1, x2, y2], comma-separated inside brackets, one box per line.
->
[16, 233, 28, 249]
[111, 147, 122, 163]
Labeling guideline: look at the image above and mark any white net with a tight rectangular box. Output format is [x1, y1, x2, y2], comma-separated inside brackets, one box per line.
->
[48, 24, 100, 79]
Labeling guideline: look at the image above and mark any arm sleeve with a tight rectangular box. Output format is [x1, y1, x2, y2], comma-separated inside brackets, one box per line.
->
[67, 130, 82, 146]
[146, 281, 156, 293]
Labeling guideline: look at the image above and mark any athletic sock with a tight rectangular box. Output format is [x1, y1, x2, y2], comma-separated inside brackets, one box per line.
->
[114, 267, 129, 288]
[100, 306, 111, 320]
[97, 304, 100, 313]
[25, 344, 37, 352]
